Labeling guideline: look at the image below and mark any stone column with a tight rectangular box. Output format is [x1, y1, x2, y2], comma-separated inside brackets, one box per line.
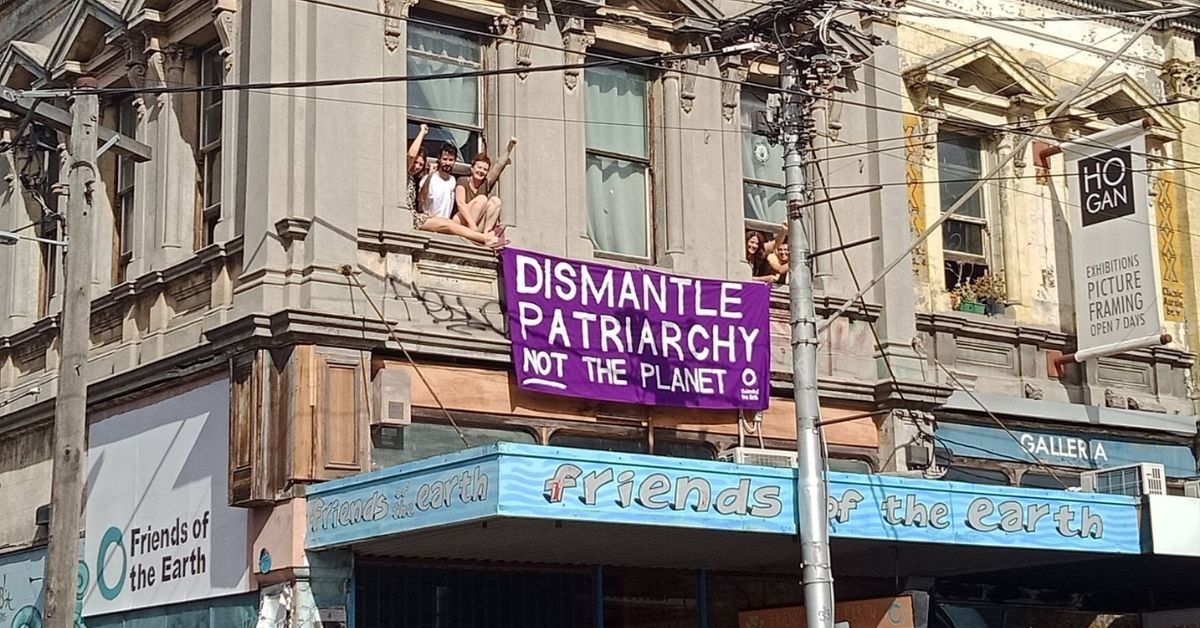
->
[662, 58, 686, 261]
[1161, 57, 1200, 401]
[562, 17, 594, 260]
[234, 0, 303, 315]
[161, 44, 196, 262]
[861, 13, 924, 383]
[0, 129, 39, 333]
[213, 0, 241, 242]
[374, 0, 409, 235]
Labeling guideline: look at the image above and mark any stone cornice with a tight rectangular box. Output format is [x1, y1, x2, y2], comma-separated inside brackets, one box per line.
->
[917, 311, 1196, 368]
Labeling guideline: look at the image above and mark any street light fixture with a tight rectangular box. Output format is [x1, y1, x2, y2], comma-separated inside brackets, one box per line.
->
[0, 228, 67, 247]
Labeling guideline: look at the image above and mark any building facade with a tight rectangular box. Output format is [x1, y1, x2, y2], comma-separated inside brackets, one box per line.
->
[1, 0, 1200, 625]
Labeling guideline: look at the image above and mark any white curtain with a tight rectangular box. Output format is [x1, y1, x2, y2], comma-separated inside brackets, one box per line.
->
[407, 24, 480, 152]
[585, 64, 649, 257]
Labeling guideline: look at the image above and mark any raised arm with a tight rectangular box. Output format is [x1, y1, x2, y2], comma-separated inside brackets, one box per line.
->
[407, 124, 429, 168]
[763, 222, 787, 255]
[485, 137, 519, 188]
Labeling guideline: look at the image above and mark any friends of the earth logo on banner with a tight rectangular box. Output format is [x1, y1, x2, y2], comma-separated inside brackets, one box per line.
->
[1064, 122, 1162, 354]
[83, 380, 249, 616]
[500, 248, 771, 409]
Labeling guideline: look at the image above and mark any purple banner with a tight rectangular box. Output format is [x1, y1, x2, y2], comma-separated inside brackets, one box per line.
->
[501, 248, 771, 410]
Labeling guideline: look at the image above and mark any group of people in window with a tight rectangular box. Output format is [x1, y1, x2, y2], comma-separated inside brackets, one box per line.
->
[745, 227, 790, 284]
[406, 124, 518, 250]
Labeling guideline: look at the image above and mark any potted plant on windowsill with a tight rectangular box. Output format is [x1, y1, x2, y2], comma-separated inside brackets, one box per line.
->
[950, 273, 1007, 316]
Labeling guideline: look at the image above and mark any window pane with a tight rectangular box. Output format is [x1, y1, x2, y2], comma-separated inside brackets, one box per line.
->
[937, 132, 984, 218]
[938, 604, 1006, 628]
[1020, 472, 1080, 490]
[942, 220, 984, 256]
[120, 195, 134, 255]
[204, 150, 222, 208]
[201, 48, 223, 103]
[828, 458, 871, 474]
[372, 422, 535, 468]
[407, 24, 480, 130]
[202, 103, 222, 146]
[743, 182, 785, 224]
[586, 153, 648, 257]
[584, 63, 647, 158]
[741, 91, 784, 185]
[406, 121, 477, 163]
[942, 466, 1009, 485]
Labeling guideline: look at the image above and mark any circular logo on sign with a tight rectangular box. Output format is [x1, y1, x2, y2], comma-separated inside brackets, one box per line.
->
[96, 526, 127, 601]
[753, 141, 770, 165]
[741, 368, 758, 388]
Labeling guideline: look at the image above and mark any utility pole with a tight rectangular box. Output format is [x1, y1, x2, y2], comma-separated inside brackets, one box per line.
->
[779, 50, 835, 628]
[44, 76, 99, 628]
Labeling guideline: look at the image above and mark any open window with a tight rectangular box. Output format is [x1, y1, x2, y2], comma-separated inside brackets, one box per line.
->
[406, 22, 484, 163]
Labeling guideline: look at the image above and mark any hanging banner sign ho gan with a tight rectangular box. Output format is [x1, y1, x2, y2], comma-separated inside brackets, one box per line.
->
[501, 248, 771, 409]
[1064, 122, 1162, 354]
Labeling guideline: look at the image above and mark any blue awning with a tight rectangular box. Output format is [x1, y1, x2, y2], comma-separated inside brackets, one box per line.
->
[305, 443, 1141, 557]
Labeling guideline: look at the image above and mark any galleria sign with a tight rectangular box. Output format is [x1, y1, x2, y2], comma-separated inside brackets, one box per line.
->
[1019, 432, 1108, 464]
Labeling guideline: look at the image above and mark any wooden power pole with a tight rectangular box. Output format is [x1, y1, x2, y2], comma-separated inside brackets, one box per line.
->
[43, 76, 99, 628]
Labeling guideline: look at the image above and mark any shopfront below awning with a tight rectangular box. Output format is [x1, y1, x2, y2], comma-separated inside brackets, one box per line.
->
[304, 444, 1143, 578]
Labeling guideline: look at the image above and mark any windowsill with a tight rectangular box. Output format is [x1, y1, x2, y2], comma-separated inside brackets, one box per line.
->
[592, 249, 653, 267]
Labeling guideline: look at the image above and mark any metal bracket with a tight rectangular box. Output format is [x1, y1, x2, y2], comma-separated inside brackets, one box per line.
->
[96, 133, 120, 158]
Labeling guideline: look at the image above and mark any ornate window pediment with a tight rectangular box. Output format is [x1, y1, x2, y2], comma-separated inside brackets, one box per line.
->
[0, 41, 50, 89]
[904, 38, 1054, 116]
[46, 0, 126, 80]
[553, 0, 720, 30]
[1051, 74, 1183, 142]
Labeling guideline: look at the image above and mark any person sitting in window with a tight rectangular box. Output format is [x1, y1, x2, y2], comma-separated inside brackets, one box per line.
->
[767, 240, 789, 285]
[413, 137, 502, 249]
[746, 228, 786, 282]
[455, 137, 518, 239]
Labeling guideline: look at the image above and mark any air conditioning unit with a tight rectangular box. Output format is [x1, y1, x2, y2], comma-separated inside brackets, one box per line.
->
[370, 368, 412, 428]
[718, 447, 797, 469]
[1080, 463, 1166, 497]
[1184, 479, 1200, 498]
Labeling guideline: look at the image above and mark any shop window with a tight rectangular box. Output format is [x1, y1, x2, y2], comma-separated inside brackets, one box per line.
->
[113, 97, 137, 284]
[937, 131, 990, 293]
[1018, 471, 1079, 490]
[84, 592, 258, 627]
[356, 564, 595, 628]
[604, 568, 698, 628]
[942, 465, 1010, 486]
[741, 88, 785, 229]
[406, 22, 483, 161]
[585, 61, 651, 259]
[372, 421, 535, 469]
[197, 45, 223, 248]
[934, 603, 1006, 628]
[828, 457, 872, 474]
[549, 433, 713, 460]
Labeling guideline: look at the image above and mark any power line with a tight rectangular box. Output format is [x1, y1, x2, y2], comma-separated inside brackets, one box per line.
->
[25, 0, 1197, 175]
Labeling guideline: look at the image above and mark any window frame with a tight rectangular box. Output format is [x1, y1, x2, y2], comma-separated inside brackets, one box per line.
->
[740, 85, 786, 234]
[935, 128, 998, 293]
[584, 59, 654, 262]
[405, 19, 486, 165]
[113, 97, 137, 284]
[197, 45, 223, 249]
